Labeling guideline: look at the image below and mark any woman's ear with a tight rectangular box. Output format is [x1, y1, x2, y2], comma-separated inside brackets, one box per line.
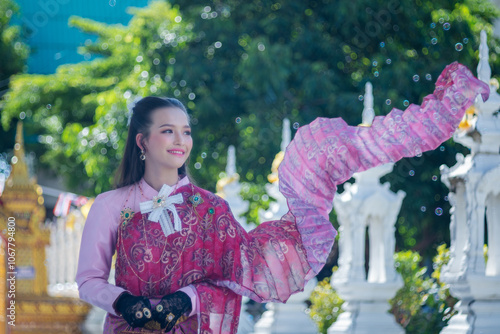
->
[136, 133, 144, 151]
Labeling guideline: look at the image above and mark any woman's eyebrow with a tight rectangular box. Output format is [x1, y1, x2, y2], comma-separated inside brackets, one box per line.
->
[159, 124, 191, 128]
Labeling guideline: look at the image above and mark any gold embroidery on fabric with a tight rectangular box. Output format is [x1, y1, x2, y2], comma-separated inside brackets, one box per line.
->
[117, 185, 217, 290]
[118, 186, 192, 285]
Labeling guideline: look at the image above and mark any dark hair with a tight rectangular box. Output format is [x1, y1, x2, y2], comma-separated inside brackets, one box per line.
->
[114, 96, 192, 189]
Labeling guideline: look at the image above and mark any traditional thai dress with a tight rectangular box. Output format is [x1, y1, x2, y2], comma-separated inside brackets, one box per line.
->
[76, 62, 488, 333]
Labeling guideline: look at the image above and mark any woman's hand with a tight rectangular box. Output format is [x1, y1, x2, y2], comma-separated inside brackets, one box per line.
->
[152, 291, 192, 332]
[115, 292, 153, 328]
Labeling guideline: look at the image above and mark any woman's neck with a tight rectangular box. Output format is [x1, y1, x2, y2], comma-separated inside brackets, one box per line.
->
[143, 168, 179, 191]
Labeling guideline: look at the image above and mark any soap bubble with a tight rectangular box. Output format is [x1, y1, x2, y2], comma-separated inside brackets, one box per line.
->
[235, 117, 241, 123]
[432, 175, 438, 181]
[403, 100, 409, 107]
[439, 146, 445, 151]
[201, 152, 207, 158]
[420, 206, 427, 212]
[463, 38, 469, 44]
[443, 23, 451, 30]
[386, 99, 391, 105]
[425, 73, 432, 81]
[374, 71, 379, 77]
[372, 61, 378, 67]
[293, 122, 300, 129]
[435, 207, 443, 216]
[430, 23, 436, 28]
[386, 58, 392, 65]
[358, 95, 364, 101]
[46, 104, 52, 109]
[109, 0, 116, 6]
[431, 38, 438, 45]
[380, 42, 385, 47]
[438, 18, 444, 24]
[409, 170, 415, 176]
[455, 43, 463, 51]
[413, 75, 420, 82]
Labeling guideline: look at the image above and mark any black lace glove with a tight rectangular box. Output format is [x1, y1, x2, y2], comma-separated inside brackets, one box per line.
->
[152, 291, 192, 332]
[115, 292, 153, 328]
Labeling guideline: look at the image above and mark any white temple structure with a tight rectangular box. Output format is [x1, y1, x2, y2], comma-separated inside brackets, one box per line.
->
[216, 145, 252, 231]
[328, 82, 406, 334]
[439, 30, 500, 334]
[258, 119, 291, 223]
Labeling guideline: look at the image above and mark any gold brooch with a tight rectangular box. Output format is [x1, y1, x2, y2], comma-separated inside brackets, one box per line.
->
[152, 194, 167, 209]
[189, 193, 204, 207]
[120, 208, 134, 226]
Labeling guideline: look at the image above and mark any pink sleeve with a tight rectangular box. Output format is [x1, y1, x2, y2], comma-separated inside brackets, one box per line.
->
[75, 194, 127, 316]
[178, 285, 199, 317]
[278, 62, 489, 274]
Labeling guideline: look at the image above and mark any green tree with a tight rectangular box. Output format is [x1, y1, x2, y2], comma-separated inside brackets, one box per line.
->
[0, 0, 29, 154]
[2, 2, 192, 194]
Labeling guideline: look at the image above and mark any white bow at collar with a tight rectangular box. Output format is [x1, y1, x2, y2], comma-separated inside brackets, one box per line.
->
[140, 184, 183, 237]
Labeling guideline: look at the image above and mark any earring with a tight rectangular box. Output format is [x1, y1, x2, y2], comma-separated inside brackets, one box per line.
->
[140, 149, 146, 161]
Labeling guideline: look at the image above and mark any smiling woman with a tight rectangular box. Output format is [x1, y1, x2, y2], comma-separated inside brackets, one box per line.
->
[75, 63, 489, 334]
[114, 97, 192, 191]
[135, 105, 193, 190]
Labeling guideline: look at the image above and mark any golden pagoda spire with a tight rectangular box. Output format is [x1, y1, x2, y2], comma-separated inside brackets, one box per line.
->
[1, 120, 48, 294]
[0, 121, 92, 332]
[7, 121, 30, 188]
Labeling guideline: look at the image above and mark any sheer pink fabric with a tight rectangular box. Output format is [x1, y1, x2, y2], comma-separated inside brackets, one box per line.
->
[278, 62, 488, 275]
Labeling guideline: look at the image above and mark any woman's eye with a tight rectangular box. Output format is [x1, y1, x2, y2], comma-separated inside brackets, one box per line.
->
[185, 131, 191, 136]
[162, 129, 173, 133]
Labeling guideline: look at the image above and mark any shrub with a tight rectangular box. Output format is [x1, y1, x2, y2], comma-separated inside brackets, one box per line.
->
[306, 269, 344, 334]
[308, 245, 457, 334]
[390, 245, 457, 333]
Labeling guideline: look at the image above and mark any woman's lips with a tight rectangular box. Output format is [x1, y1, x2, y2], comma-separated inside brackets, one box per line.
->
[167, 150, 185, 157]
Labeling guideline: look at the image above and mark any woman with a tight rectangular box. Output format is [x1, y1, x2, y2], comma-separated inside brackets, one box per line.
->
[76, 62, 488, 333]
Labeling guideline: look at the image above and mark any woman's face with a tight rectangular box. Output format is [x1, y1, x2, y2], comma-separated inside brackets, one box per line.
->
[139, 107, 193, 173]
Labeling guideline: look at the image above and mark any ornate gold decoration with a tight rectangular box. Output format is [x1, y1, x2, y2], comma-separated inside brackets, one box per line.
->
[215, 174, 240, 198]
[152, 194, 167, 209]
[267, 151, 285, 184]
[188, 193, 204, 207]
[459, 106, 477, 131]
[0, 122, 92, 333]
[120, 207, 135, 226]
[13, 296, 91, 333]
[0, 122, 49, 296]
